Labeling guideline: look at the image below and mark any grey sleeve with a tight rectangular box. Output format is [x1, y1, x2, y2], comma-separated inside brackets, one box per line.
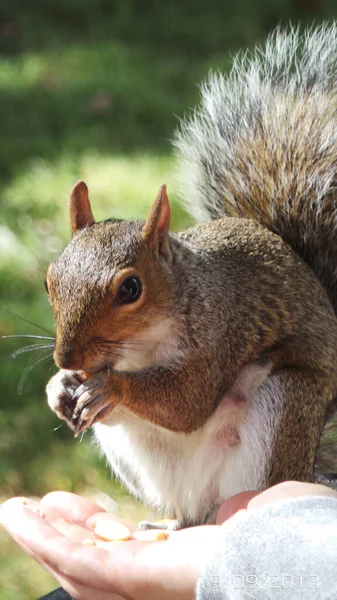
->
[196, 496, 337, 599]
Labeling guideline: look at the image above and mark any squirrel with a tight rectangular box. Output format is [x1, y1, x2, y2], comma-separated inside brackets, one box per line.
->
[46, 24, 337, 529]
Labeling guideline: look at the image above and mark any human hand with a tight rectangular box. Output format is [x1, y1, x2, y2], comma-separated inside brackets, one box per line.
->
[216, 480, 337, 523]
[0, 492, 221, 600]
[1, 481, 336, 600]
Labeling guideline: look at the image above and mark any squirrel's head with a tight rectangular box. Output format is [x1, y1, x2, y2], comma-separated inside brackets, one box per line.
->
[46, 181, 178, 373]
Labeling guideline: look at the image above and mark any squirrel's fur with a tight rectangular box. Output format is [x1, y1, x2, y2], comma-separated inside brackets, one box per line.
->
[175, 24, 337, 312]
[46, 25, 337, 527]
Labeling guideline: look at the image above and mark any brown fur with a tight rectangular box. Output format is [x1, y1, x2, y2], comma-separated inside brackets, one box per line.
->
[46, 184, 337, 486]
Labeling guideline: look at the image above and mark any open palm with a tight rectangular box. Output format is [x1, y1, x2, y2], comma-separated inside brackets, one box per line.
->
[0, 492, 221, 600]
[2, 482, 335, 600]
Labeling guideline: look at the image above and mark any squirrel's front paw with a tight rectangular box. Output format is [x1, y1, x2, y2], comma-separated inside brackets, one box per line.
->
[72, 373, 116, 433]
[46, 370, 86, 428]
[138, 519, 183, 531]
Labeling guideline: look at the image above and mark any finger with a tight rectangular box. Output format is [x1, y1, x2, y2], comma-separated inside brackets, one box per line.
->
[0, 511, 66, 597]
[0, 497, 59, 523]
[40, 492, 106, 527]
[86, 511, 134, 532]
[2, 520, 116, 600]
[0, 497, 38, 509]
[247, 480, 337, 511]
[50, 518, 96, 543]
[0, 502, 138, 593]
[216, 491, 259, 523]
[21, 498, 41, 514]
[39, 506, 67, 522]
[1, 505, 41, 562]
[0, 497, 31, 516]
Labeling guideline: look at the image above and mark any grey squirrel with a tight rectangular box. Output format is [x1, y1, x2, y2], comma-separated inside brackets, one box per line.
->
[46, 24, 337, 528]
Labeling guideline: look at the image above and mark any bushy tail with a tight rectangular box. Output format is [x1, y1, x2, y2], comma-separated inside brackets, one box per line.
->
[174, 24, 337, 312]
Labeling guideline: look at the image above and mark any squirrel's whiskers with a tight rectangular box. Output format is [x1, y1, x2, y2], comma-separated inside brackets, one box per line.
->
[10, 343, 55, 359]
[18, 352, 54, 395]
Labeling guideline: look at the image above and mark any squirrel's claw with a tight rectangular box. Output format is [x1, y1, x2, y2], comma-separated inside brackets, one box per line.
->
[73, 404, 112, 436]
[47, 370, 116, 434]
[71, 374, 113, 433]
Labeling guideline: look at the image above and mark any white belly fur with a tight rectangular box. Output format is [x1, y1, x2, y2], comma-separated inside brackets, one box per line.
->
[93, 365, 282, 524]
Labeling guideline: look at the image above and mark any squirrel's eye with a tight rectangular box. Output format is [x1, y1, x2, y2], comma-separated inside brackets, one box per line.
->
[44, 279, 49, 294]
[119, 276, 142, 304]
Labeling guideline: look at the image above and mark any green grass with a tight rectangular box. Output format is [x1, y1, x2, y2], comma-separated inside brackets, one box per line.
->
[1, 1, 337, 598]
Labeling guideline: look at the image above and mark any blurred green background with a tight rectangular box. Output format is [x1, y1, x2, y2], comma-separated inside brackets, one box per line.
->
[1, 1, 337, 598]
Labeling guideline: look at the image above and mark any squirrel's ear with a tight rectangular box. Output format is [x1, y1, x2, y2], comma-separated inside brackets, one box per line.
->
[69, 181, 95, 235]
[142, 185, 171, 257]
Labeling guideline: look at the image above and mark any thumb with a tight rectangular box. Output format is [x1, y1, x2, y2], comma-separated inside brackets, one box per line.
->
[216, 491, 260, 524]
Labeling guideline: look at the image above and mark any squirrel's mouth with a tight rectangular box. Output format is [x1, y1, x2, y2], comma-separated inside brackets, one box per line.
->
[54, 345, 117, 373]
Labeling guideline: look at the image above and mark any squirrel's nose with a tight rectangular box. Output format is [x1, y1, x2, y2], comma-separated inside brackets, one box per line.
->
[54, 348, 83, 370]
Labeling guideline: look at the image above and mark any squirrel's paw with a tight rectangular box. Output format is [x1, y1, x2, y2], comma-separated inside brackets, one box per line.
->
[72, 373, 114, 433]
[138, 519, 184, 531]
[46, 370, 86, 427]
